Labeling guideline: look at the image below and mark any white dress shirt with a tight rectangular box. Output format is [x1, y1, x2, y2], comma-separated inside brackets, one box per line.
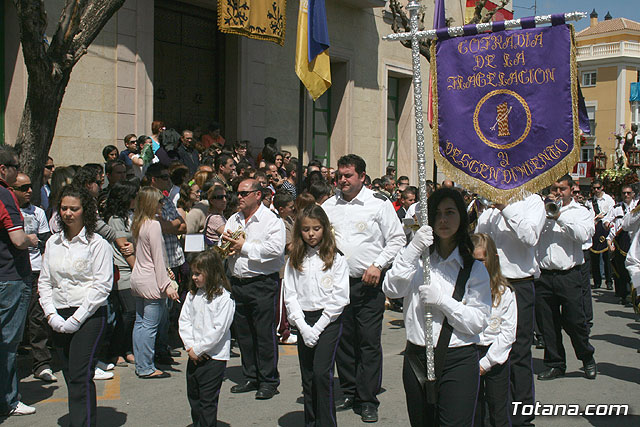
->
[38, 228, 113, 323]
[283, 248, 350, 328]
[581, 207, 595, 251]
[586, 192, 615, 217]
[322, 186, 406, 277]
[178, 288, 235, 360]
[604, 200, 638, 242]
[478, 287, 517, 372]
[475, 195, 546, 279]
[21, 203, 50, 272]
[626, 231, 640, 291]
[622, 206, 640, 236]
[383, 246, 491, 347]
[224, 203, 286, 278]
[536, 200, 594, 270]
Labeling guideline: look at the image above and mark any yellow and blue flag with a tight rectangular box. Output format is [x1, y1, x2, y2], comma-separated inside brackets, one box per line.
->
[295, 0, 331, 101]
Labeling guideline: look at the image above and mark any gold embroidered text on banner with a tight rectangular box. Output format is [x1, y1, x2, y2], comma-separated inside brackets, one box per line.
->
[218, 0, 287, 46]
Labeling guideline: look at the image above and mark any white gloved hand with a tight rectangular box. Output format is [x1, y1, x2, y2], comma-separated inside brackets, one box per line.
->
[48, 314, 66, 333]
[419, 281, 444, 306]
[298, 323, 320, 348]
[62, 316, 82, 334]
[410, 225, 434, 253]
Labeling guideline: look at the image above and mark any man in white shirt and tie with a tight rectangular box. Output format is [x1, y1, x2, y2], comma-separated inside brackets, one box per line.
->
[476, 193, 545, 426]
[535, 175, 596, 381]
[586, 179, 615, 290]
[322, 155, 405, 423]
[222, 178, 285, 400]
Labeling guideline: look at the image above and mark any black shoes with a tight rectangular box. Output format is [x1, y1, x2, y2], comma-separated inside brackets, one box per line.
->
[537, 367, 565, 380]
[230, 381, 258, 393]
[583, 359, 597, 379]
[606, 282, 613, 290]
[336, 396, 355, 411]
[255, 385, 279, 400]
[360, 403, 378, 423]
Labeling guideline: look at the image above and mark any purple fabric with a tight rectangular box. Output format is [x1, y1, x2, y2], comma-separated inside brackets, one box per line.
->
[520, 16, 536, 29]
[463, 24, 479, 36]
[492, 20, 506, 32]
[436, 25, 576, 191]
[436, 27, 450, 40]
[433, 0, 446, 29]
[551, 14, 566, 26]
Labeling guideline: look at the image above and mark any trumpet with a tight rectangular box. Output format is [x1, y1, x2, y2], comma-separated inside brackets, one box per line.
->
[545, 199, 562, 218]
[214, 228, 245, 258]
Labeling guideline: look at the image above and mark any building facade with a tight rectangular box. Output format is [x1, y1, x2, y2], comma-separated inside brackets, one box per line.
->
[575, 10, 640, 164]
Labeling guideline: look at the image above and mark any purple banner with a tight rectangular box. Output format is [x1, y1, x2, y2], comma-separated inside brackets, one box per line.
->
[433, 25, 579, 201]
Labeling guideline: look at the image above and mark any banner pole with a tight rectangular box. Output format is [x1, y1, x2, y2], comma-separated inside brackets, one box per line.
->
[406, 0, 436, 382]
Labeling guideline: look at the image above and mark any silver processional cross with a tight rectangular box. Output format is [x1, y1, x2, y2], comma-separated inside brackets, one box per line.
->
[383, 1, 586, 381]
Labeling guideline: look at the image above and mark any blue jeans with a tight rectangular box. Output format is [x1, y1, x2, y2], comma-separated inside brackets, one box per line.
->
[0, 280, 31, 413]
[133, 298, 165, 376]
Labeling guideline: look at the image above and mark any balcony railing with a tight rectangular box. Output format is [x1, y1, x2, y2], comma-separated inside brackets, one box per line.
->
[577, 41, 640, 60]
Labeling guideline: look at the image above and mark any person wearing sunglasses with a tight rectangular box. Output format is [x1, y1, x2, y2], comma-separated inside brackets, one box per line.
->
[204, 184, 228, 247]
[12, 173, 55, 384]
[40, 157, 55, 213]
[603, 185, 637, 306]
[222, 178, 285, 400]
[586, 179, 615, 290]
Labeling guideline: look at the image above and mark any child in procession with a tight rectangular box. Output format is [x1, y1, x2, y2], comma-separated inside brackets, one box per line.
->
[283, 205, 350, 427]
[179, 250, 235, 427]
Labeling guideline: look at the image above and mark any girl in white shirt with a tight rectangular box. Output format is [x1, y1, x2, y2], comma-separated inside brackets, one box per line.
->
[383, 187, 491, 427]
[472, 233, 518, 427]
[39, 186, 113, 426]
[179, 250, 234, 427]
[284, 205, 350, 427]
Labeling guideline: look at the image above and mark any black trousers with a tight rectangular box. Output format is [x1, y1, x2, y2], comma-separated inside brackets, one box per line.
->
[111, 288, 136, 358]
[611, 249, 631, 299]
[230, 273, 279, 387]
[475, 346, 511, 427]
[298, 310, 342, 427]
[590, 249, 612, 287]
[52, 307, 106, 427]
[402, 343, 480, 427]
[186, 358, 226, 427]
[26, 272, 52, 374]
[535, 268, 595, 370]
[580, 251, 594, 333]
[336, 278, 385, 406]
[506, 278, 535, 427]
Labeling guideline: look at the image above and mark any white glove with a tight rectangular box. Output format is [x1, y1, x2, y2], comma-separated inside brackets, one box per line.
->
[311, 313, 331, 337]
[62, 316, 82, 334]
[298, 322, 320, 348]
[48, 314, 66, 333]
[410, 225, 434, 253]
[419, 281, 444, 306]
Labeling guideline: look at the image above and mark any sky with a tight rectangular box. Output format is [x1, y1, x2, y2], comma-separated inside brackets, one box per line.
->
[514, 0, 640, 31]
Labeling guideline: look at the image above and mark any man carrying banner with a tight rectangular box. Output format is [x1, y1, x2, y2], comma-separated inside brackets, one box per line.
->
[476, 194, 545, 426]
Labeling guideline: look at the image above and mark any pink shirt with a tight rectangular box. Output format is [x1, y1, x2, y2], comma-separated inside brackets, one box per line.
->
[131, 220, 171, 299]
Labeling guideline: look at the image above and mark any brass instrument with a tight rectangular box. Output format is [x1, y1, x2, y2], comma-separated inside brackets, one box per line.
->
[214, 228, 245, 258]
[545, 199, 562, 218]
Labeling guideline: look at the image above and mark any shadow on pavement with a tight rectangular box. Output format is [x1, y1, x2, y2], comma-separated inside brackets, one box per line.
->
[223, 365, 245, 386]
[56, 406, 127, 426]
[590, 362, 640, 385]
[20, 382, 58, 405]
[604, 310, 637, 321]
[278, 410, 305, 426]
[583, 414, 640, 426]
[590, 333, 640, 351]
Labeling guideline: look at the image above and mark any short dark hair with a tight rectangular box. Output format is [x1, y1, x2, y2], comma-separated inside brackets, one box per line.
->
[102, 145, 118, 161]
[337, 154, 366, 175]
[285, 159, 298, 174]
[402, 186, 418, 199]
[124, 134, 137, 144]
[145, 162, 168, 178]
[0, 145, 17, 166]
[72, 165, 101, 189]
[591, 178, 603, 187]
[215, 153, 233, 172]
[398, 175, 409, 183]
[309, 181, 332, 201]
[557, 174, 575, 187]
[105, 159, 126, 175]
[273, 191, 295, 210]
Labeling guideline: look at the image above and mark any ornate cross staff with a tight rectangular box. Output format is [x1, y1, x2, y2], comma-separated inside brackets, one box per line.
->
[384, 1, 586, 382]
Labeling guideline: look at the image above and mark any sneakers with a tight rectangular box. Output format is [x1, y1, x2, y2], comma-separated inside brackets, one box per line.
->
[9, 401, 36, 416]
[94, 367, 114, 380]
[34, 368, 58, 382]
[96, 361, 115, 371]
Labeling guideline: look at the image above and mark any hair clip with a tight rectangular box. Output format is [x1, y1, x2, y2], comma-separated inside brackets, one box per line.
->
[188, 180, 195, 187]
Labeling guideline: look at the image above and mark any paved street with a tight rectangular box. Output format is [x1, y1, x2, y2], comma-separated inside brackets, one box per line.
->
[3, 287, 639, 427]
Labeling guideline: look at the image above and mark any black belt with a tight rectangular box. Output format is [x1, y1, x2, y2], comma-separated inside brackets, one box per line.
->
[507, 276, 534, 284]
[540, 265, 580, 275]
[230, 272, 278, 285]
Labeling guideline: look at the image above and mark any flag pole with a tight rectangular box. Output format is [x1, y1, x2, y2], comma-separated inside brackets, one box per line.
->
[405, 0, 436, 382]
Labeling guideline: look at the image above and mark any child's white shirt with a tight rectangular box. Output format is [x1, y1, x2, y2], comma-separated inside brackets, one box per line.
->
[477, 286, 518, 372]
[179, 288, 235, 360]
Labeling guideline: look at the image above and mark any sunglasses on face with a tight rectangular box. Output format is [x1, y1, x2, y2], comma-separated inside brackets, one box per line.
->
[13, 184, 32, 192]
[210, 194, 227, 200]
[572, 191, 580, 194]
[3, 163, 19, 170]
[592, 186, 601, 190]
[622, 191, 634, 195]
[237, 190, 258, 198]
[44, 165, 55, 170]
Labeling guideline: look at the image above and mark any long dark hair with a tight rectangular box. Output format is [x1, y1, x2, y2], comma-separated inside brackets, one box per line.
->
[289, 205, 337, 272]
[102, 181, 140, 228]
[427, 187, 474, 262]
[189, 250, 230, 301]
[56, 186, 98, 239]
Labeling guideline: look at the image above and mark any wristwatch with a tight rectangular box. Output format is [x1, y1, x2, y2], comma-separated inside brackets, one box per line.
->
[373, 262, 383, 270]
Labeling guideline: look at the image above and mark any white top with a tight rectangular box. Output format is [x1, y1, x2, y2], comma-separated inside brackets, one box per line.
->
[536, 200, 594, 270]
[21, 204, 50, 271]
[586, 192, 615, 217]
[38, 228, 113, 323]
[475, 195, 545, 279]
[478, 287, 518, 372]
[383, 246, 491, 347]
[604, 200, 638, 242]
[169, 185, 180, 207]
[224, 203, 286, 278]
[625, 230, 640, 291]
[179, 288, 235, 360]
[283, 248, 350, 327]
[322, 186, 406, 277]
[581, 207, 595, 251]
[622, 206, 640, 236]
